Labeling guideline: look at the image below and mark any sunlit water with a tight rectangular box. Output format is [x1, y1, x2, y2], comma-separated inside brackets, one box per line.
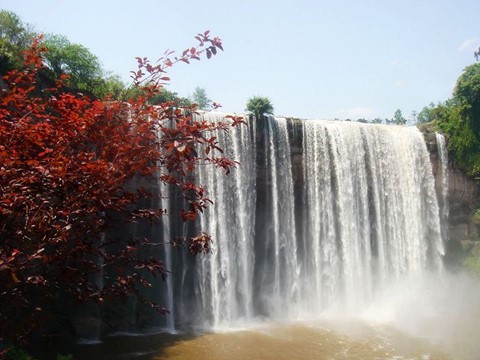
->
[72, 263, 480, 360]
[74, 324, 451, 360]
[71, 118, 480, 359]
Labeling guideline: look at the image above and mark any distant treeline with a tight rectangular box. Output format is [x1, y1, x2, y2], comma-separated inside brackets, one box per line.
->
[0, 10, 194, 104]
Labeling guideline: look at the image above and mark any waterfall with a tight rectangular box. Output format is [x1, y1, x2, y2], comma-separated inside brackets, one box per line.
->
[301, 121, 444, 315]
[159, 181, 175, 332]
[162, 116, 445, 330]
[195, 112, 257, 329]
[436, 132, 449, 243]
[260, 117, 300, 319]
[79, 113, 450, 344]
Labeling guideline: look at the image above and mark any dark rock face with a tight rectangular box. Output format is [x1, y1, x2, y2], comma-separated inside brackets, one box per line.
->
[447, 168, 480, 241]
[425, 131, 480, 243]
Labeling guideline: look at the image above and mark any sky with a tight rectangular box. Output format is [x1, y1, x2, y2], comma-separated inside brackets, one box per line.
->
[1, 0, 479, 120]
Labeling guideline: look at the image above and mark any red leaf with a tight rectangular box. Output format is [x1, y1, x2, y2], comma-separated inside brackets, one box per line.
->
[0, 31, 241, 343]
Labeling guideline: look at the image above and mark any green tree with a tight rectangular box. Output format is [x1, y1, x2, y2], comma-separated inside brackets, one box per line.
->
[42, 34, 105, 97]
[0, 11, 127, 99]
[150, 88, 190, 106]
[438, 62, 480, 176]
[95, 73, 126, 99]
[119, 86, 191, 106]
[246, 96, 274, 119]
[454, 62, 480, 133]
[393, 109, 407, 125]
[191, 86, 211, 110]
[422, 63, 480, 175]
[417, 102, 437, 124]
[0, 10, 35, 74]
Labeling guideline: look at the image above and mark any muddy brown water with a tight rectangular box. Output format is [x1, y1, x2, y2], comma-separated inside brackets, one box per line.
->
[71, 321, 460, 360]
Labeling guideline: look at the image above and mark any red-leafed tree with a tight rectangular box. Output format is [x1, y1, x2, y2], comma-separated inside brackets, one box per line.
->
[0, 32, 244, 347]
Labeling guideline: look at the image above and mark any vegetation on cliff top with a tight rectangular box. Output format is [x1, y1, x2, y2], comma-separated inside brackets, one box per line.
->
[246, 96, 274, 119]
[417, 58, 480, 179]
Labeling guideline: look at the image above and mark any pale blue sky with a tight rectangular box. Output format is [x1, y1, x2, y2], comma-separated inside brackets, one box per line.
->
[1, 0, 478, 120]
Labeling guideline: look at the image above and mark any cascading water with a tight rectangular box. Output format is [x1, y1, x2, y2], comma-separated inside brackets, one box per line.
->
[105, 115, 445, 334]
[188, 116, 445, 329]
[258, 117, 300, 319]
[436, 132, 449, 243]
[79, 115, 480, 360]
[194, 112, 257, 329]
[159, 181, 175, 332]
[301, 121, 444, 315]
